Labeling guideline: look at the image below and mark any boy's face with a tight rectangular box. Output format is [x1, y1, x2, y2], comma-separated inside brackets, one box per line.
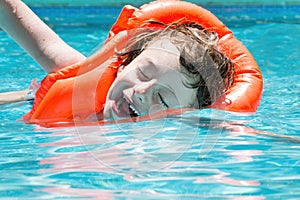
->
[103, 39, 197, 120]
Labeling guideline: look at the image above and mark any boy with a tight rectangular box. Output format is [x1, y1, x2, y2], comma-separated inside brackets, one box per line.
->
[0, 0, 234, 122]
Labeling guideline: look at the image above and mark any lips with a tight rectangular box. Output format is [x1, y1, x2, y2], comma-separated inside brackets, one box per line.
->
[126, 99, 140, 118]
[113, 96, 140, 118]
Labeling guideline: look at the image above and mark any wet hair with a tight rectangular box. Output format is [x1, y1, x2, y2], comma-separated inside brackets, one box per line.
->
[116, 21, 235, 108]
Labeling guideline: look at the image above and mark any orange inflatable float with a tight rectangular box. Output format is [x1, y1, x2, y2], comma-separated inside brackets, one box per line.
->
[23, 0, 263, 126]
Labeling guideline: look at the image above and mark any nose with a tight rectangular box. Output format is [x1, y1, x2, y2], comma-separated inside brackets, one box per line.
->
[132, 79, 156, 104]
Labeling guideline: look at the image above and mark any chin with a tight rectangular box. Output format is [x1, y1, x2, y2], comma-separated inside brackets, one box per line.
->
[103, 100, 123, 121]
[102, 96, 112, 118]
[103, 101, 114, 120]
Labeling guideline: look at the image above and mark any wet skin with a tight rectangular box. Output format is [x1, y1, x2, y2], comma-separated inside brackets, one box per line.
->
[103, 38, 197, 120]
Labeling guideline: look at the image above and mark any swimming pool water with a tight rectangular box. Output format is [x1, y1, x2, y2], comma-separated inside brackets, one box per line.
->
[0, 5, 300, 199]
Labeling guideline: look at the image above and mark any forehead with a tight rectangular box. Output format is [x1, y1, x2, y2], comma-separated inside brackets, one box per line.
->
[138, 39, 198, 107]
[147, 38, 180, 56]
[137, 38, 181, 70]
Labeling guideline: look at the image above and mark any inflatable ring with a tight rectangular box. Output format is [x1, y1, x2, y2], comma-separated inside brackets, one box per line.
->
[23, 0, 263, 126]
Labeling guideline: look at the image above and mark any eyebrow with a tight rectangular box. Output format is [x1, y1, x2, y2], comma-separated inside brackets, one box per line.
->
[144, 59, 156, 70]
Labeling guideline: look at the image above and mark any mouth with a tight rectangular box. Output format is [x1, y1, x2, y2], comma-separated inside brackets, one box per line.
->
[115, 96, 140, 118]
[125, 97, 140, 118]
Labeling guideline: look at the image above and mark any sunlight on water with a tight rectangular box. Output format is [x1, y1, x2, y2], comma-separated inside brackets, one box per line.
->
[0, 5, 300, 199]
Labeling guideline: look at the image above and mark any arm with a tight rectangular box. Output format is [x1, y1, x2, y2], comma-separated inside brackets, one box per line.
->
[74, 30, 129, 73]
[0, 0, 128, 105]
[0, 30, 129, 105]
[0, 90, 30, 105]
[0, 78, 38, 105]
[0, 0, 86, 73]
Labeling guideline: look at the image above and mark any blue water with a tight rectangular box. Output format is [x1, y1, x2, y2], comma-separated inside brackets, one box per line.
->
[1, 5, 300, 199]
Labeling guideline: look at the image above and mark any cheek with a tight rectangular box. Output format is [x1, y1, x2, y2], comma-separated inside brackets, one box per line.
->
[182, 91, 197, 108]
[106, 72, 135, 101]
[106, 79, 122, 101]
[110, 67, 138, 93]
[117, 66, 137, 80]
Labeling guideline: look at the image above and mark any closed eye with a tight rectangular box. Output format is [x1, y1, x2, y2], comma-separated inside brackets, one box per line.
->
[158, 92, 169, 108]
[137, 67, 150, 81]
[136, 60, 156, 81]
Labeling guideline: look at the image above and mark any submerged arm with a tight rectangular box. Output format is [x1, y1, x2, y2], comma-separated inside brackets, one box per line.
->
[0, 0, 86, 73]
